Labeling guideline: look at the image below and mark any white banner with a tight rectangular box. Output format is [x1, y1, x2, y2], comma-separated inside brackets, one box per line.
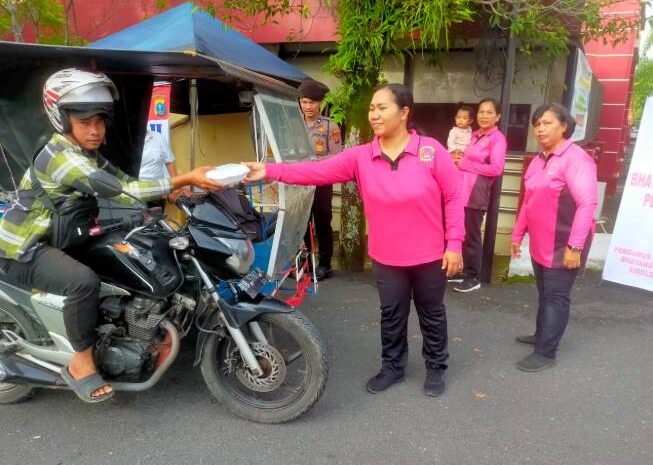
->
[603, 96, 653, 292]
[570, 50, 592, 142]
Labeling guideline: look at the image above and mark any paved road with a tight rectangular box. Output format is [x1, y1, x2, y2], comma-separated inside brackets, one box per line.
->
[1, 271, 651, 465]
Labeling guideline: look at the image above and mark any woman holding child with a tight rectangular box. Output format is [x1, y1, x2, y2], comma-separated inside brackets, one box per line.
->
[450, 99, 507, 293]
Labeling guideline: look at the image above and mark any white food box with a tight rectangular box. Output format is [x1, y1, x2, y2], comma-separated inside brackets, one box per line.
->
[205, 163, 250, 187]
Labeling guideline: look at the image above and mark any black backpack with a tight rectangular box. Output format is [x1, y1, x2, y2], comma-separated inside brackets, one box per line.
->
[210, 188, 275, 243]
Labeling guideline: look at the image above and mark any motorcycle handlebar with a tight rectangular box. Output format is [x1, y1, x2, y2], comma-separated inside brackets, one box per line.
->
[89, 211, 145, 237]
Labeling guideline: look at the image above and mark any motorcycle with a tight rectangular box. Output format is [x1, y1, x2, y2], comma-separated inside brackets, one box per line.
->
[0, 171, 328, 424]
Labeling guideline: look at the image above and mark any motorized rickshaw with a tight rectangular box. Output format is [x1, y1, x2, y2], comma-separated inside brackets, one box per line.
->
[0, 40, 326, 423]
[0, 40, 319, 306]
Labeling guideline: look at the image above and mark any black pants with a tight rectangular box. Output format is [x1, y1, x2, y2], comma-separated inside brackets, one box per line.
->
[372, 260, 449, 377]
[304, 185, 333, 269]
[531, 260, 579, 359]
[462, 207, 485, 280]
[0, 246, 100, 351]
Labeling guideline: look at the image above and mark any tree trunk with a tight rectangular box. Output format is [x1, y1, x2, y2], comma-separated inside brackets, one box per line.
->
[4, 0, 24, 42]
[64, 0, 72, 45]
[338, 86, 374, 272]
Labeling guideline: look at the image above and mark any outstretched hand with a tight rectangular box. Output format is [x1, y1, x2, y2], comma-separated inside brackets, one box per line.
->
[172, 166, 223, 193]
[241, 162, 266, 182]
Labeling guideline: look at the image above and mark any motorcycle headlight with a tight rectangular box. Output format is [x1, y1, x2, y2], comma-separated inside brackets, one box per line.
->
[219, 237, 254, 275]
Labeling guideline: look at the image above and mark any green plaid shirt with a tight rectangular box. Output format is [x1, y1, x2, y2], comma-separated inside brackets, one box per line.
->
[0, 133, 172, 262]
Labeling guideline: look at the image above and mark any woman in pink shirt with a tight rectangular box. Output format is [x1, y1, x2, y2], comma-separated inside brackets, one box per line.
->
[244, 84, 464, 397]
[452, 98, 507, 293]
[511, 103, 598, 372]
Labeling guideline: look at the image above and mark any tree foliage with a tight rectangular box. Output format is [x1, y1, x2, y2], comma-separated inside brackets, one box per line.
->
[633, 60, 653, 126]
[478, 0, 639, 60]
[320, 0, 473, 123]
[632, 24, 653, 127]
[0, 0, 65, 43]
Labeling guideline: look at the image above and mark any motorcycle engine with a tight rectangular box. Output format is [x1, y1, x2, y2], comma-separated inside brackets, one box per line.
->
[123, 297, 167, 340]
[97, 334, 152, 379]
[96, 296, 168, 380]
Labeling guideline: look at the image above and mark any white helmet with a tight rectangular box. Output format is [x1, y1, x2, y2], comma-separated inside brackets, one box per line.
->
[43, 68, 119, 133]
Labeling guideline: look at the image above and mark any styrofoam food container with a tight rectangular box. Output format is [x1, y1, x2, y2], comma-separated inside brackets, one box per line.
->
[206, 163, 250, 186]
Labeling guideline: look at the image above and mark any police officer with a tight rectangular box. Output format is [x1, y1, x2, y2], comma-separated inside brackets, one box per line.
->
[299, 79, 342, 280]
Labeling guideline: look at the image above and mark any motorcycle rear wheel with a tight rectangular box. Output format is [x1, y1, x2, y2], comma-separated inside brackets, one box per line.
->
[0, 306, 48, 403]
[200, 311, 328, 424]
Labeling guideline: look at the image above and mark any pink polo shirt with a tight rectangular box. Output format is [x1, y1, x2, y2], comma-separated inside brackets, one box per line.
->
[459, 126, 507, 210]
[265, 131, 465, 266]
[512, 139, 598, 268]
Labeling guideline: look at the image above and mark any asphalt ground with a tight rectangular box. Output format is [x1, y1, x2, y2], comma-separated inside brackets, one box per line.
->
[1, 270, 651, 465]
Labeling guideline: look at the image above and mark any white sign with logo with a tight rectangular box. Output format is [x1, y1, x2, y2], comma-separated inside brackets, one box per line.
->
[570, 51, 592, 142]
[603, 96, 653, 292]
[147, 81, 171, 145]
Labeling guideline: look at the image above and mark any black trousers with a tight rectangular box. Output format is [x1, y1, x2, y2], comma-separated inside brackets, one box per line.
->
[372, 259, 449, 377]
[531, 260, 579, 359]
[462, 207, 485, 280]
[304, 185, 333, 269]
[0, 246, 100, 351]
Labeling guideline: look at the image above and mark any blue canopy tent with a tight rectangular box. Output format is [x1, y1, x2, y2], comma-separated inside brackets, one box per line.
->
[88, 2, 306, 83]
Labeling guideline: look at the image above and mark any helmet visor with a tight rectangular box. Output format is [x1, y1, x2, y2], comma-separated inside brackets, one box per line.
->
[64, 102, 114, 122]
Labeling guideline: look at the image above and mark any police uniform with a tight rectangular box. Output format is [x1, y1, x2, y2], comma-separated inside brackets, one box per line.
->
[304, 116, 342, 273]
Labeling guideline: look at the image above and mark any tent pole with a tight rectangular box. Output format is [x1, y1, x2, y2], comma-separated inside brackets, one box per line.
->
[190, 78, 198, 169]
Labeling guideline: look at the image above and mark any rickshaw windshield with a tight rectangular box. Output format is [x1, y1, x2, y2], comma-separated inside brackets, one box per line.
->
[252, 90, 315, 279]
[255, 92, 314, 162]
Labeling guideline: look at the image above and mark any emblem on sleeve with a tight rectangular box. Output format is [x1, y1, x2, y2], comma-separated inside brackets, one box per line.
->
[418, 146, 436, 162]
[331, 129, 341, 145]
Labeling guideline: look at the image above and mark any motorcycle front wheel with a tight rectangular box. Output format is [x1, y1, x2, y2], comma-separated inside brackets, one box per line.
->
[200, 310, 328, 424]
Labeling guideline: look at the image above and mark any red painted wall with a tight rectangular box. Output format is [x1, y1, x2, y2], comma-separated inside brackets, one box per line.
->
[24, 0, 338, 44]
[585, 0, 641, 195]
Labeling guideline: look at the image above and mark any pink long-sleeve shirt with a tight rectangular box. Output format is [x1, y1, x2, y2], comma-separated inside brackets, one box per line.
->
[459, 126, 507, 210]
[512, 139, 598, 268]
[266, 131, 465, 267]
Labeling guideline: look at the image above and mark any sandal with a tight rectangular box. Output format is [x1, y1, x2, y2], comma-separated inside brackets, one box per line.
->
[60, 367, 114, 404]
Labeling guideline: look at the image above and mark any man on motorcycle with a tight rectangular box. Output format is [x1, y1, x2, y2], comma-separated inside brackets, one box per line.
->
[0, 68, 221, 403]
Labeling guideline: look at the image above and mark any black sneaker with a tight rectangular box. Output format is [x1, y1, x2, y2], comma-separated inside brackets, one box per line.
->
[366, 372, 404, 394]
[315, 265, 334, 281]
[453, 278, 481, 293]
[423, 367, 446, 397]
[447, 273, 465, 283]
[517, 352, 555, 372]
[515, 334, 536, 345]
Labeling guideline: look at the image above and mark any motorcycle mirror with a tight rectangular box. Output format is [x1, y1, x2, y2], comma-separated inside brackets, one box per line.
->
[88, 170, 123, 198]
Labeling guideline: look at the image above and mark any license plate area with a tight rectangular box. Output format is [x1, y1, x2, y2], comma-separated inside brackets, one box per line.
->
[235, 269, 269, 298]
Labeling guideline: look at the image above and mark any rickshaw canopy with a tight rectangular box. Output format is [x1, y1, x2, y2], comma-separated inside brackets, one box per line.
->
[0, 40, 300, 189]
[88, 2, 307, 84]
